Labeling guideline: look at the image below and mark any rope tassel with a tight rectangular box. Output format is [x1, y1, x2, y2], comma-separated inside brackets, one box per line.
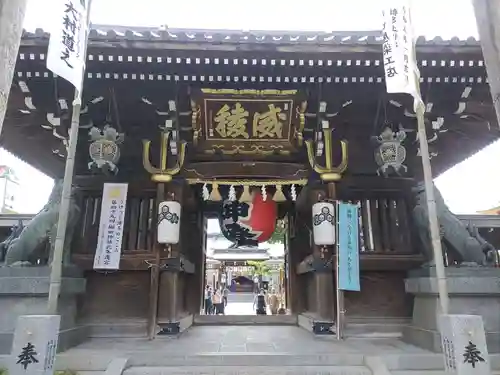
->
[240, 185, 252, 202]
[273, 185, 286, 202]
[209, 182, 222, 201]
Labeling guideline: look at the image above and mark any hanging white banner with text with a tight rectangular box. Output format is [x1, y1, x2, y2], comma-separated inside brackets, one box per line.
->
[93, 183, 128, 270]
[381, 2, 420, 97]
[46, 0, 91, 91]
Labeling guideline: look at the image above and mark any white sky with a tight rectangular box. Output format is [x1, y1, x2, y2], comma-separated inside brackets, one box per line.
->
[0, 0, 497, 214]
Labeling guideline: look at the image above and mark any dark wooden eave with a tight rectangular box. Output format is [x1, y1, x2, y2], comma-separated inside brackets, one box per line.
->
[2, 27, 498, 179]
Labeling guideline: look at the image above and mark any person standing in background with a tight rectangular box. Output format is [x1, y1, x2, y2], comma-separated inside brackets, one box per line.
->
[204, 285, 213, 315]
[268, 288, 279, 315]
[212, 288, 224, 315]
[222, 285, 229, 307]
[253, 289, 267, 315]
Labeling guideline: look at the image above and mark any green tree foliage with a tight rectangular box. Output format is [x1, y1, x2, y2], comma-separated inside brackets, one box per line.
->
[247, 260, 271, 276]
[267, 219, 285, 244]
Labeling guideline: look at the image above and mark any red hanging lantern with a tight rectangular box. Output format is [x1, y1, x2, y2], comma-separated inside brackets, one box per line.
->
[220, 193, 277, 246]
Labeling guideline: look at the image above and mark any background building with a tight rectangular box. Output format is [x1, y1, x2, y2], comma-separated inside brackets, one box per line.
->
[478, 206, 500, 215]
[205, 219, 284, 291]
[0, 166, 19, 214]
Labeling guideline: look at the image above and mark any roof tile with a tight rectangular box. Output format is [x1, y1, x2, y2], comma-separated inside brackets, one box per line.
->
[21, 26, 481, 46]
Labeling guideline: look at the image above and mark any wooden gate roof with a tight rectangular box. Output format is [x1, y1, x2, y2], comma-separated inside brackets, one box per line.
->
[2, 26, 498, 179]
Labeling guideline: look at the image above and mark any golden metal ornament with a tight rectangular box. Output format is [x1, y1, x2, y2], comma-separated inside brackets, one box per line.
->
[209, 182, 222, 201]
[201, 89, 297, 96]
[273, 185, 287, 202]
[295, 101, 307, 146]
[142, 131, 186, 183]
[305, 129, 348, 182]
[204, 144, 290, 156]
[186, 179, 308, 186]
[190, 100, 201, 146]
[240, 185, 252, 202]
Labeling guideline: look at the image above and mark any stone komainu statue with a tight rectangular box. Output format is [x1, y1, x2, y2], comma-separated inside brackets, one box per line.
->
[0, 220, 24, 262]
[3, 180, 80, 266]
[412, 182, 496, 266]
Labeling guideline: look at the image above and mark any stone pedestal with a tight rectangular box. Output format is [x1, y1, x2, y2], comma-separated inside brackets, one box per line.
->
[8, 315, 60, 375]
[403, 267, 500, 353]
[0, 266, 87, 354]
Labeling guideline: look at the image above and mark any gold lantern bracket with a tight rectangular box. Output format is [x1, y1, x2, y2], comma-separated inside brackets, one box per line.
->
[305, 127, 348, 182]
[142, 130, 187, 182]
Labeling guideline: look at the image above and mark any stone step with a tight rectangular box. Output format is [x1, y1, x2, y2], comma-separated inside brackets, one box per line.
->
[78, 371, 105, 375]
[391, 372, 500, 375]
[382, 353, 500, 372]
[125, 353, 365, 367]
[124, 365, 372, 375]
[50, 353, 366, 370]
[193, 314, 298, 326]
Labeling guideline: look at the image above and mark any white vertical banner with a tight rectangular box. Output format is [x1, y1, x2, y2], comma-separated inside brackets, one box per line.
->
[93, 183, 128, 270]
[46, 0, 91, 90]
[381, 1, 420, 98]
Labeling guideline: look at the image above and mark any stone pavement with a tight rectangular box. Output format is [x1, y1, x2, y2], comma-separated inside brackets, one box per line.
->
[215, 292, 282, 315]
[224, 292, 256, 315]
[67, 326, 430, 355]
[2, 326, 499, 374]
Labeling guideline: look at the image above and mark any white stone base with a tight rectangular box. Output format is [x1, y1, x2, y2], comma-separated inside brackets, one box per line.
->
[8, 315, 60, 375]
[440, 314, 492, 375]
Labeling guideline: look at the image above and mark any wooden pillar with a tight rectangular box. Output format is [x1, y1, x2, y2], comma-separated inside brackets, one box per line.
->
[198, 216, 208, 314]
[312, 185, 335, 323]
[288, 214, 305, 314]
[184, 208, 204, 315]
[163, 271, 179, 321]
[156, 183, 184, 334]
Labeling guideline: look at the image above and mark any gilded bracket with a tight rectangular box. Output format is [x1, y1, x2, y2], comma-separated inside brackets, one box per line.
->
[295, 101, 307, 146]
[142, 131, 187, 183]
[204, 144, 290, 156]
[190, 99, 201, 146]
[305, 129, 348, 182]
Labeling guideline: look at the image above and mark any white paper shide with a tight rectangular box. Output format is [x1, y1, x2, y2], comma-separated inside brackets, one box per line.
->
[93, 183, 128, 270]
[312, 202, 336, 246]
[47, 0, 90, 90]
[157, 201, 181, 244]
[381, 2, 419, 96]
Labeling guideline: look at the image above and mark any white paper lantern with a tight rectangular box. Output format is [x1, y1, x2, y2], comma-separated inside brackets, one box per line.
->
[157, 201, 181, 244]
[312, 202, 335, 245]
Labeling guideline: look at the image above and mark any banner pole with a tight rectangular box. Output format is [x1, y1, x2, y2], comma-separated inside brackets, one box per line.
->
[335, 200, 342, 340]
[47, 0, 93, 315]
[381, 1, 450, 316]
[414, 96, 450, 315]
[408, 3, 449, 316]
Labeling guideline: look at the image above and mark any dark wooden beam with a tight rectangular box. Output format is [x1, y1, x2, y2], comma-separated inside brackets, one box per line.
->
[74, 174, 156, 193]
[181, 161, 309, 180]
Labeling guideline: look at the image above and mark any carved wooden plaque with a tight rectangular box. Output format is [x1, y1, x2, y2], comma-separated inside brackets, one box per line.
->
[191, 89, 306, 156]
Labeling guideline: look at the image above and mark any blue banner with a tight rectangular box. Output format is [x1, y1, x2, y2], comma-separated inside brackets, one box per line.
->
[338, 202, 361, 291]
